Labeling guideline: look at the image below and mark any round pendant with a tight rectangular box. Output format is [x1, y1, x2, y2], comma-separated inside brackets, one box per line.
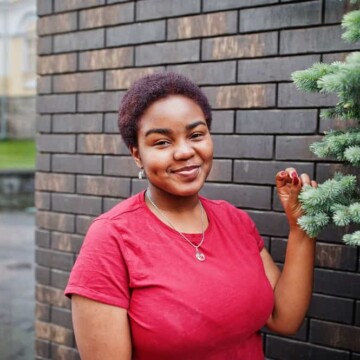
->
[196, 250, 206, 261]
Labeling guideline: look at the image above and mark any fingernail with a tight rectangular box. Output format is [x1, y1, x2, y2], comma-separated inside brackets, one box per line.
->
[280, 171, 287, 177]
[293, 176, 299, 186]
[291, 171, 298, 179]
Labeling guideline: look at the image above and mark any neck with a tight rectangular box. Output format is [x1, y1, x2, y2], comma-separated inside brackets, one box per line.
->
[146, 186, 200, 213]
[145, 186, 208, 235]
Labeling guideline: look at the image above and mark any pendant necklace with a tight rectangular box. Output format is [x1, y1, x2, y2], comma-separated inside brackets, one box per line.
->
[146, 189, 206, 261]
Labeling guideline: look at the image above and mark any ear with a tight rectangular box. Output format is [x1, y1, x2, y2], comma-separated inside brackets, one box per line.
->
[129, 145, 143, 169]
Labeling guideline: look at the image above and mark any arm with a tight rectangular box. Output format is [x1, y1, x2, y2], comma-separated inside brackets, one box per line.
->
[72, 295, 132, 360]
[262, 168, 317, 335]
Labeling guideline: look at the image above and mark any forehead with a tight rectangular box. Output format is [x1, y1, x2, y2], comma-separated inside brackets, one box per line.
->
[138, 95, 206, 135]
[138, 95, 205, 129]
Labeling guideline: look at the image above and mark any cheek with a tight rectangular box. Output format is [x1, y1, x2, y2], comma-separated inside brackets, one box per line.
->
[201, 141, 214, 161]
[142, 152, 170, 172]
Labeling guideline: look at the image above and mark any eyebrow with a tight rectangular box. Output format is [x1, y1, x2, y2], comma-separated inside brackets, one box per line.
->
[144, 120, 207, 137]
[186, 120, 207, 131]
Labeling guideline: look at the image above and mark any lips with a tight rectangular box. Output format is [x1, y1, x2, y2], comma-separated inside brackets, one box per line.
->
[171, 165, 200, 175]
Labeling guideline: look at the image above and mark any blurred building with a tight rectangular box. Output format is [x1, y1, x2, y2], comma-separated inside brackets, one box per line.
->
[0, 0, 36, 139]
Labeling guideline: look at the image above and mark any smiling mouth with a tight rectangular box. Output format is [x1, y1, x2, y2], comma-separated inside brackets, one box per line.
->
[172, 165, 200, 175]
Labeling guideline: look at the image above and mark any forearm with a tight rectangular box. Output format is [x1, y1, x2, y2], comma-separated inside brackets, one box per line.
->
[267, 227, 316, 335]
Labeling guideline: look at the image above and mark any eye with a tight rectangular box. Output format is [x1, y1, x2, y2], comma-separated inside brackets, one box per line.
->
[154, 139, 171, 147]
[190, 132, 204, 139]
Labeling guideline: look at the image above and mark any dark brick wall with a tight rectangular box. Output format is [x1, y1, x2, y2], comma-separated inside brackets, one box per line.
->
[36, 0, 360, 359]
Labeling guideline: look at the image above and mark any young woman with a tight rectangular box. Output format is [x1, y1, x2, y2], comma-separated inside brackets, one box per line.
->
[65, 72, 317, 360]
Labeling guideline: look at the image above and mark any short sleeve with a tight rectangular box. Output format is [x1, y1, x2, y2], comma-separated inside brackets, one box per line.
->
[247, 216, 265, 252]
[237, 209, 264, 252]
[64, 218, 130, 309]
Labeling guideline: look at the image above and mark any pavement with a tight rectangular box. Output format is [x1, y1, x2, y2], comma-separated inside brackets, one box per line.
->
[0, 211, 35, 360]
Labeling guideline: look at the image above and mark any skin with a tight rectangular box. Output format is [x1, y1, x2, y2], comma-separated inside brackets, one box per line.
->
[130, 95, 213, 231]
[72, 95, 317, 359]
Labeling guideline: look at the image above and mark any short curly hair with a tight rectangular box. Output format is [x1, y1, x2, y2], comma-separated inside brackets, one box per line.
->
[118, 72, 212, 148]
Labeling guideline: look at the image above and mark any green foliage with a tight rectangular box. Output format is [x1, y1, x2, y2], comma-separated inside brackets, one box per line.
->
[297, 174, 360, 241]
[292, 63, 336, 92]
[343, 231, 360, 245]
[309, 128, 360, 165]
[344, 145, 360, 165]
[342, 10, 360, 42]
[292, 3, 360, 245]
[297, 213, 330, 239]
[292, 52, 360, 121]
[299, 173, 357, 212]
[0, 139, 36, 170]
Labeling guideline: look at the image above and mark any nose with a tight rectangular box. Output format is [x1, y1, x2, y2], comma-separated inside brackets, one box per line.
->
[173, 140, 195, 160]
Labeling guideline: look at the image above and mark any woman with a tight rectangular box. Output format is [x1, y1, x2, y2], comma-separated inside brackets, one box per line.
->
[65, 72, 317, 359]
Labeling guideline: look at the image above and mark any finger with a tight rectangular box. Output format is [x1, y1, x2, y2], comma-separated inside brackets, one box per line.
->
[284, 167, 299, 179]
[289, 173, 302, 200]
[275, 170, 289, 189]
[276, 170, 288, 180]
[311, 180, 318, 188]
[299, 173, 311, 187]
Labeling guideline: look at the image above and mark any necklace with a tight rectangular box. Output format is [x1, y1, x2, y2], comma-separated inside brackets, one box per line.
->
[146, 189, 206, 261]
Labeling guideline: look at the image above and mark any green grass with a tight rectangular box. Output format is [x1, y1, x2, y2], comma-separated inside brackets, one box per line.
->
[0, 139, 36, 170]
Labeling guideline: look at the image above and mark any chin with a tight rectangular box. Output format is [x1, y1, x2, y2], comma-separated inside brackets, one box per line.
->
[171, 182, 205, 197]
[149, 172, 208, 196]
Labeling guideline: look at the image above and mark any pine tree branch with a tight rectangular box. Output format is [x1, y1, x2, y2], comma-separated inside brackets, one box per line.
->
[344, 145, 360, 165]
[342, 10, 360, 42]
[291, 4, 360, 245]
[343, 231, 360, 246]
[298, 174, 359, 238]
[291, 63, 336, 93]
[309, 128, 360, 162]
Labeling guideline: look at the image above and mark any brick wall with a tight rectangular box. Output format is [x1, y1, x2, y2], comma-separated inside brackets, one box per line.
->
[36, 0, 360, 359]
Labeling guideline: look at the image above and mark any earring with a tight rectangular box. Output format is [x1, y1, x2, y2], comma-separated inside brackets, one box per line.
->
[138, 168, 145, 179]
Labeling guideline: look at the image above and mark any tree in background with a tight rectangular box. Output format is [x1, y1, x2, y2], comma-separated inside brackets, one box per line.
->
[291, 1, 360, 245]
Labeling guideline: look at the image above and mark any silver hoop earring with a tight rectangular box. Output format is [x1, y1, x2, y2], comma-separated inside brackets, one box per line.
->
[138, 168, 145, 179]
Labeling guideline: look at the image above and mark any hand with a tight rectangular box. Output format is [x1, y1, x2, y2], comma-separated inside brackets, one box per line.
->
[275, 168, 317, 229]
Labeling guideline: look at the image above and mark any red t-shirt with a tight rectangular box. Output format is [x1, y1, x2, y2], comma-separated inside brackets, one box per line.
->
[65, 191, 274, 359]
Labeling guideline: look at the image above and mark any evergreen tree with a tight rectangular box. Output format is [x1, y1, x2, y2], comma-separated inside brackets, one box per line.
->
[291, 1, 360, 246]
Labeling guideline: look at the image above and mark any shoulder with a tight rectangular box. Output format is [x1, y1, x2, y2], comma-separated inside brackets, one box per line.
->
[83, 191, 146, 240]
[97, 191, 145, 222]
[201, 196, 263, 250]
[200, 196, 232, 209]
[200, 196, 256, 231]
[200, 196, 249, 219]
